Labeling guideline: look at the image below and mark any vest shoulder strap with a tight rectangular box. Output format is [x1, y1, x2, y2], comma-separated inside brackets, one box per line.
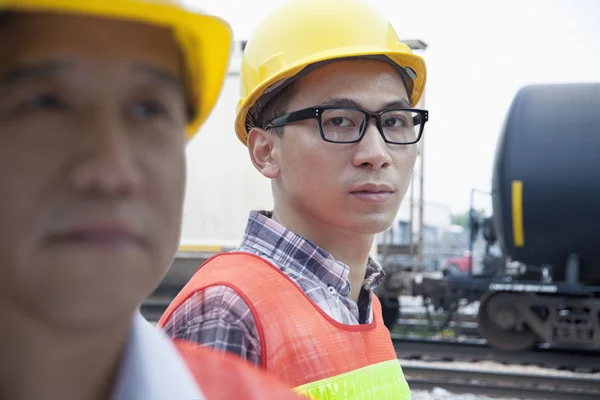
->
[158, 252, 308, 326]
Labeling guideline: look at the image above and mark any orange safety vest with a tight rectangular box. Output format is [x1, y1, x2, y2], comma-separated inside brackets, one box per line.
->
[159, 253, 411, 399]
[173, 338, 304, 400]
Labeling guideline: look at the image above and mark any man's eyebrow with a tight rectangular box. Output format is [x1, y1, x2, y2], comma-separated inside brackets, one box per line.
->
[0, 61, 71, 87]
[320, 97, 362, 108]
[132, 63, 183, 92]
[319, 96, 411, 110]
[382, 98, 411, 109]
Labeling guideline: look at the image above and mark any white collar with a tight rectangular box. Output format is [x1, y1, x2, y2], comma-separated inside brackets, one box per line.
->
[111, 312, 205, 400]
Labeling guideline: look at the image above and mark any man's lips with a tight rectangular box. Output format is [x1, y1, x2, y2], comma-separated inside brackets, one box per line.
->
[46, 221, 147, 249]
[349, 183, 395, 203]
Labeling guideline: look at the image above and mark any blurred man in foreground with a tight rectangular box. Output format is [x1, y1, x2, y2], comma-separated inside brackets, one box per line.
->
[0, 1, 303, 399]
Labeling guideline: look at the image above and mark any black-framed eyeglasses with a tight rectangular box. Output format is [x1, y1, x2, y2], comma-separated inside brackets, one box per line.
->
[264, 106, 429, 145]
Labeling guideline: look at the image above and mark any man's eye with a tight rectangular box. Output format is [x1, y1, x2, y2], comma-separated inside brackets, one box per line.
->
[23, 93, 66, 110]
[131, 101, 168, 120]
[383, 117, 408, 128]
[326, 117, 354, 127]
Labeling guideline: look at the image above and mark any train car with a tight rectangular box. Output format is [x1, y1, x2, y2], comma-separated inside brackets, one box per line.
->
[413, 83, 600, 351]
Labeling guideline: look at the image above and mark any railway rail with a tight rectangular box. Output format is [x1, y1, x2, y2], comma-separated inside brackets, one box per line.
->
[393, 335, 600, 372]
[396, 318, 479, 338]
[403, 363, 600, 400]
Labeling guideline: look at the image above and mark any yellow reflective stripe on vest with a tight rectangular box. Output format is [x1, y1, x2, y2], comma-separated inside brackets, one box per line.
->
[293, 359, 411, 400]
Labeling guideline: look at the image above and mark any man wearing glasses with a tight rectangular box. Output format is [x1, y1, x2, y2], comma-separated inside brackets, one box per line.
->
[160, 0, 427, 398]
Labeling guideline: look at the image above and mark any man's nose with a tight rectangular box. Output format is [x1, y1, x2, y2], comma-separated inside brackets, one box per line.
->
[352, 120, 392, 169]
[68, 110, 141, 197]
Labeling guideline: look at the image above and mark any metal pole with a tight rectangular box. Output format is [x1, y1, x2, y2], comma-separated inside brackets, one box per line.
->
[408, 172, 414, 257]
[417, 89, 426, 264]
[468, 188, 475, 276]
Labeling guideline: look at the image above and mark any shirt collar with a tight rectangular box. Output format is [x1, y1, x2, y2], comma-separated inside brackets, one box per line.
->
[111, 312, 204, 400]
[364, 257, 386, 291]
[240, 210, 385, 295]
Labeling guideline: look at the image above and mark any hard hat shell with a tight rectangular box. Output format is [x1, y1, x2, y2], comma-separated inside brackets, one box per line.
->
[0, 0, 233, 141]
[235, 0, 427, 145]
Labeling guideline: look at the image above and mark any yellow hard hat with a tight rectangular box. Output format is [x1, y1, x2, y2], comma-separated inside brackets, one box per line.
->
[235, 0, 427, 145]
[0, 0, 232, 141]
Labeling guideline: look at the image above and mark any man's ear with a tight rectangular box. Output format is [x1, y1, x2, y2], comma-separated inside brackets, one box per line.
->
[247, 128, 281, 179]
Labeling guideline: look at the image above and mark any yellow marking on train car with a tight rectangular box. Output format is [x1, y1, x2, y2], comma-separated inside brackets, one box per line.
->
[178, 244, 223, 253]
[511, 180, 525, 247]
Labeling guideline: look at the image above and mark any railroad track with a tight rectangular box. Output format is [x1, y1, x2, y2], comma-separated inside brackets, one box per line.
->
[403, 363, 600, 400]
[393, 335, 600, 372]
[396, 318, 479, 338]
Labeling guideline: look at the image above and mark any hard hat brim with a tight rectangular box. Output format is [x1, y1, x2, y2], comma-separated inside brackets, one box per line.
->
[1, 0, 233, 141]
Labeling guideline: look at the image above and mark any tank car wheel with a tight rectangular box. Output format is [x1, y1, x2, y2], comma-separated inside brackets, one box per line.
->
[477, 291, 539, 351]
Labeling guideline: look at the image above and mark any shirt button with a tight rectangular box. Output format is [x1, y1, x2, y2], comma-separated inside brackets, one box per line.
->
[327, 285, 336, 295]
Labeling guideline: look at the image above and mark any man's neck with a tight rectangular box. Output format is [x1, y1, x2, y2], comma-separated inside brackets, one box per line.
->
[0, 307, 130, 400]
[272, 208, 374, 303]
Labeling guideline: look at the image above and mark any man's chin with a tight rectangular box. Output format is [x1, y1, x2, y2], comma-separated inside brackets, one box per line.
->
[34, 286, 144, 331]
[29, 257, 156, 329]
[346, 212, 396, 235]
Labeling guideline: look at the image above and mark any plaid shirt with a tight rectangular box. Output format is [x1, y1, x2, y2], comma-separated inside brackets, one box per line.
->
[162, 210, 385, 367]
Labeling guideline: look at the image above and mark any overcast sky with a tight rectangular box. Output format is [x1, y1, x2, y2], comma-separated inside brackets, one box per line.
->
[186, 0, 600, 214]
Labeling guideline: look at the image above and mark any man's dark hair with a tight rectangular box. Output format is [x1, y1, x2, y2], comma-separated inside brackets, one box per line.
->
[256, 82, 296, 137]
